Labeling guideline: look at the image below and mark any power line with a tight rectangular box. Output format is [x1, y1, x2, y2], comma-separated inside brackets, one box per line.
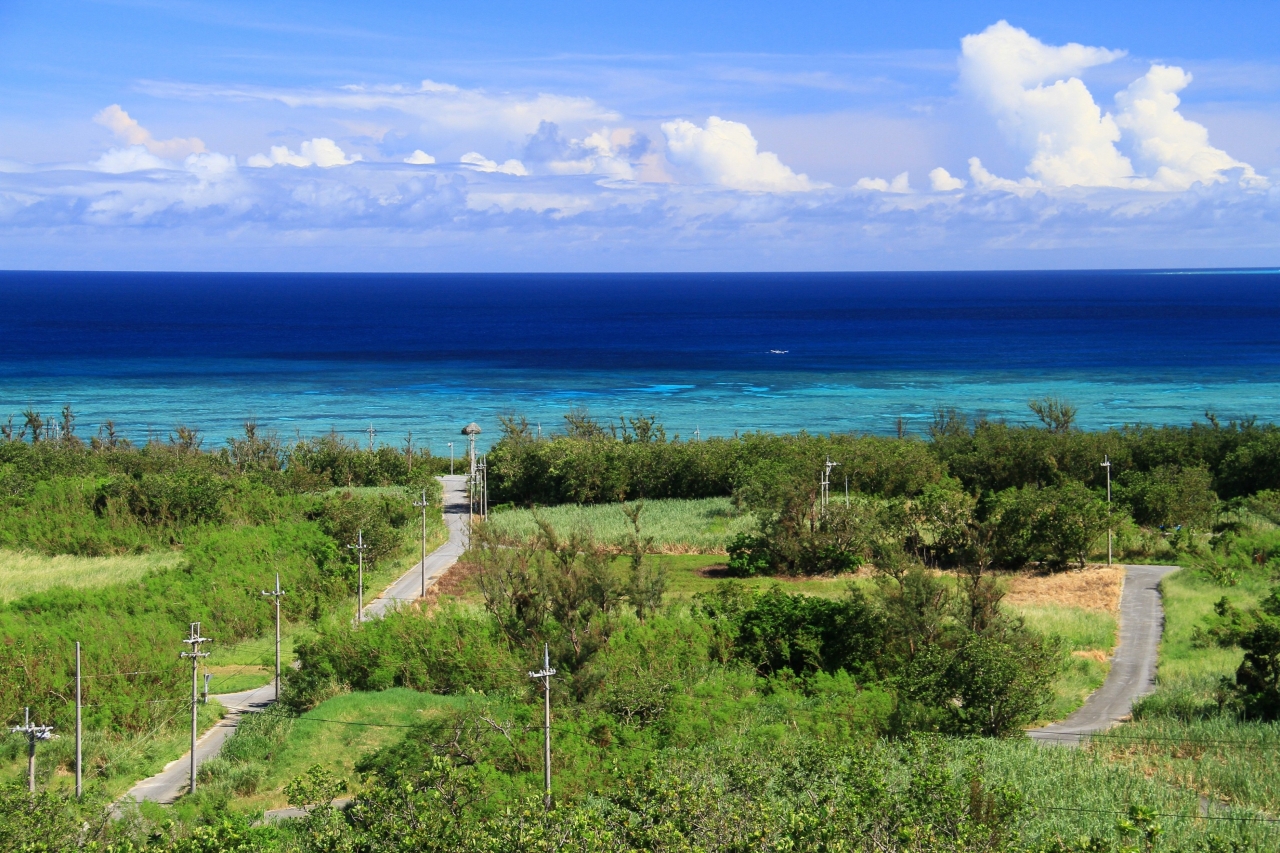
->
[1029, 804, 1280, 825]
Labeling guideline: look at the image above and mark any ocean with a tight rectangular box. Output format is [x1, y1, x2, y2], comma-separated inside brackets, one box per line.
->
[3, 269, 1280, 452]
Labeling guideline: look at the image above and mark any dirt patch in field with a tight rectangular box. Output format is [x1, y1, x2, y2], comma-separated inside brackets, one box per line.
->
[1072, 649, 1111, 663]
[1003, 565, 1124, 614]
[420, 560, 482, 608]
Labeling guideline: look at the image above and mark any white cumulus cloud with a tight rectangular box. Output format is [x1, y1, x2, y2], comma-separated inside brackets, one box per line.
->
[856, 172, 911, 193]
[960, 21, 1133, 188]
[929, 168, 966, 191]
[92, 146, 170, 174]
[1115, 64, 1265, 190]
[460, 152, 528, 175]
[967, 157, 1040, 196]
[247, 138, 361, 168]
[661, 116, 813, 192]
[958, 21, 1263, 193]
[404, 150, 436, 165]
[94, 105, 206, 159]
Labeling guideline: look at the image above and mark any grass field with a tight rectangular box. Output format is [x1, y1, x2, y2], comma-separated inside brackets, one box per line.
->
[0, 548, 183, 602]
[206, 688, 466, 812]
[1151, 565, 1263, 699]
[485, 497, 755, 554]
[198, 519, 449, 695]
[1088, 562, 1280, 817]
[975, 736, 1280, 848]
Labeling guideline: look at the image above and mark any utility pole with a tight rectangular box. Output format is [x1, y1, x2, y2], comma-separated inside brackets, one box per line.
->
[820, 456, 839, 512]
[448, 442, 454, 476]
[414, 490, 430, 598]
[75, 641, 82, 797]
[261, 574, 285, 700]
[528, 644, 556, 811]
[367, 423, 376, 452]
[1102, 455, 1113, 566]
[348, 530, 367, 624]
[406, 431, 412, 472]
[844, 475, 849, 508]
[180, 622, 211, 794]
[12, 708, 54, 793]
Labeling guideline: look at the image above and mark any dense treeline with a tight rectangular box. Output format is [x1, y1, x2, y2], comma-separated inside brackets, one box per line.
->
[0, 417, 444, 735]
[487, 405, 1277, 575]
[491, 407, 1280, 505]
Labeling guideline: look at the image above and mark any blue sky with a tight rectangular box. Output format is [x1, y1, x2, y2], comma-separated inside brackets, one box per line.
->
[1, 0, 1278, 271]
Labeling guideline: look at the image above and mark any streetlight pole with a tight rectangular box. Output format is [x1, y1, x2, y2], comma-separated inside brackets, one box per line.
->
[448, 442, 454, 476]
[414, 489, 430, 598]
[461, 423, 482, 520]
[1102, 455, 1112, 566]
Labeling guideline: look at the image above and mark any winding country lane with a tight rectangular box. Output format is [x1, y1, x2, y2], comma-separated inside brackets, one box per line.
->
[115, 476, 471, 808]
[1029, 564, 1180, 746]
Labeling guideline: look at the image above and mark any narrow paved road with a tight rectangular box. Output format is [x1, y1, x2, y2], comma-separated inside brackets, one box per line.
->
[118, 476, 470, 809]
[120, 683, 277, 805]
[363, 475, 469, 618]
[1029, 564, 1179, 746]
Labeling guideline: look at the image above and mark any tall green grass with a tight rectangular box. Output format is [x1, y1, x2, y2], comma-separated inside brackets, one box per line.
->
[1011, 604, 1117, 723]
[974, 737, 1280, 848]
[191, 688, 465, 812]
[1091, 715, 1280, 816]
[0, 549, 182, 602]
[485, 497, 756, 553]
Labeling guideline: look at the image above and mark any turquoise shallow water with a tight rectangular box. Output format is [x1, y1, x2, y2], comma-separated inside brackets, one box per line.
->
[2, 270, 1279, 450]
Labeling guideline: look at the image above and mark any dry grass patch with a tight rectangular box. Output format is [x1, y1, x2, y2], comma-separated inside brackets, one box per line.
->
[420, 559, 483, 607]
[1004, 565, 1124, 614]
[0, 548, 182, 602]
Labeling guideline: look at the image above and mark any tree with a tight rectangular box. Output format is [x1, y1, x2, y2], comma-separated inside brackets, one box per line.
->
[1116, 464, 1218, 531]
[1032, 481, 1109, 569]
[621, 502, 666, 622]
[1234, 588, 1280, 720]
[1029, 396, 1077, 433]
[899, 623, 1057, 738]
[21, 408, 42, 443]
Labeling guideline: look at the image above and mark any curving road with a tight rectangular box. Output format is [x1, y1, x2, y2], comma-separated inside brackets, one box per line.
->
[116, 476, 471, 808]
[1029, 564, 1179, 746]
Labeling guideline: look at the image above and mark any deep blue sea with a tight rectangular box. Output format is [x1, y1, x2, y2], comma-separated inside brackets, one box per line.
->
[3, 269, 1280, 452]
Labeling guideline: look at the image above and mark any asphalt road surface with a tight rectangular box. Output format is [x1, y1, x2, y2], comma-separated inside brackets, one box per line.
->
[118, 476, 470, 809]
[1029, 564, 1179, 746]
[362, 475, 469, 619]
[119, 682, 277, 806]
